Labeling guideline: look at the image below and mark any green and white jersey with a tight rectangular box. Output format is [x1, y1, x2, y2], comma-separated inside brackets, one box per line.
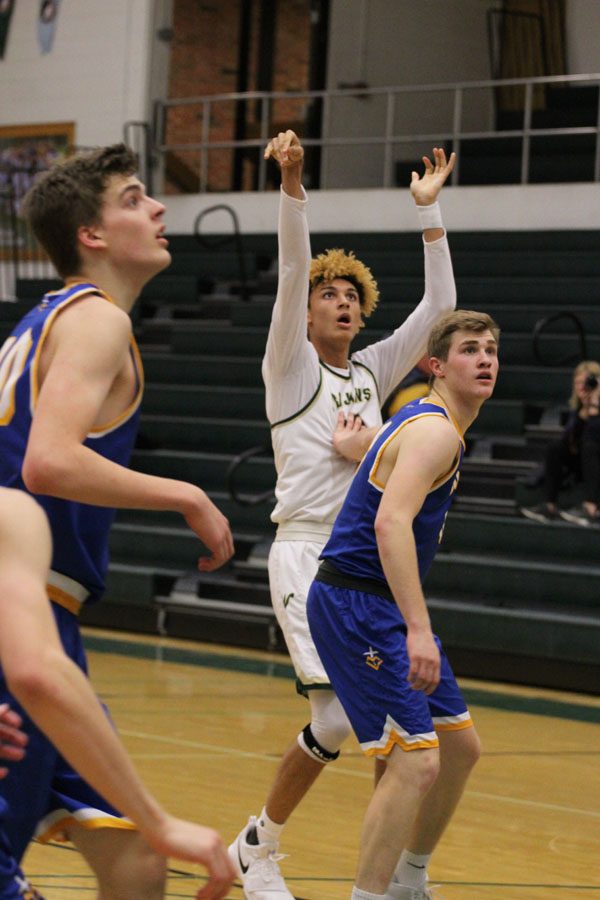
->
[262, 187, 456, 533]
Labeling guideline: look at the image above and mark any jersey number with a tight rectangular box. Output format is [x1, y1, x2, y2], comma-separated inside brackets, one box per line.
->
[0, 330, 32, 425]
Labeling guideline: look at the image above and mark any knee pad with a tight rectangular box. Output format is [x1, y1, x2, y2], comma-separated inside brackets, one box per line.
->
[309, 689, 353, 751]
[297, 723, 340, 764]
[296, 691, 353, 762]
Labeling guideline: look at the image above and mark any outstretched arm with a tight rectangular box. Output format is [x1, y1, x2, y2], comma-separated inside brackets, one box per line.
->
[264, 129, 305, 200]
[0, 488, 234, 899]
[353, 147, 457, 404]
[262, 130, 321, 422]
[410, 147, 456, 243]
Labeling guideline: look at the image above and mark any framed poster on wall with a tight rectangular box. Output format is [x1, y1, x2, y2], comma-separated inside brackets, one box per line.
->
[0, 121, 75, 203]
[0, 122, 75, 276]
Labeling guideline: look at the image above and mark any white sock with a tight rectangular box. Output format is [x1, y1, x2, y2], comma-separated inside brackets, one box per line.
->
[393, 849, 430, 889]
[351, 888, 386, 899]
[256, 807, 285, 845]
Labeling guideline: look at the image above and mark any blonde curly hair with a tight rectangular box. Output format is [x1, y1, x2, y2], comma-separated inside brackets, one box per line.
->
[570, 360, 600, 409]
[309, 248, 379, 319]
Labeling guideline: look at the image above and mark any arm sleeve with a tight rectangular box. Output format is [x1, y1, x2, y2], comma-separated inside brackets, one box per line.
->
[353, 232, 457, 405]
[262, 186, 320, 424]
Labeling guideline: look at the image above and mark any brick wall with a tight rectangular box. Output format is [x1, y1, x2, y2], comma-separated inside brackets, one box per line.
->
[165, 0, 311, 192]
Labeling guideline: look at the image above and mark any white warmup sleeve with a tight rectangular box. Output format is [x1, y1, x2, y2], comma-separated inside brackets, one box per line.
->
[352, 232, 457, 405]
[262, 187, 321, 425]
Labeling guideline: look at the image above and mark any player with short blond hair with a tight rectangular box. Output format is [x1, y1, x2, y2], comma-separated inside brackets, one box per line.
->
[308, 310, 500, 899]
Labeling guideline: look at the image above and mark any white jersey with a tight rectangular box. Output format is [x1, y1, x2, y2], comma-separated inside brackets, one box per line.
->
[262, 187, 456, 537]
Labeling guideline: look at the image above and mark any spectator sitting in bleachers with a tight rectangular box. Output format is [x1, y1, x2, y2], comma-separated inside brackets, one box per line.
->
[520, 359, 600, 526]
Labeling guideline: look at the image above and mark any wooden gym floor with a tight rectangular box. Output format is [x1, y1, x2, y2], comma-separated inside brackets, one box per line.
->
[22, 628, 600, 899]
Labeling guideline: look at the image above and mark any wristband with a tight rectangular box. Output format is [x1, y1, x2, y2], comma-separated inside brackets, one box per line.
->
[416, 201, 443, 231]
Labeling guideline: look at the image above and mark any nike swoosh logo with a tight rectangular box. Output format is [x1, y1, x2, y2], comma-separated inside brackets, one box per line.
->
[238, 845, 249, 875]
[407, 862, 426, 869]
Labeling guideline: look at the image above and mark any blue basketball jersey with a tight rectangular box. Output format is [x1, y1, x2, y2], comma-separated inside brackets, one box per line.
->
[321, 398, 464, 586]
[0, 282, 143, 604]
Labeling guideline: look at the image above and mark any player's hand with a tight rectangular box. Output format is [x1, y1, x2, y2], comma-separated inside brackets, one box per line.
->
[145, 816, 235, 900]
[332, 411, 367, 462]
[410, 147, 456, 206]
[264, 130, 304, 169]
[406, 630, 441, 695]
[0, 703, 28, 777]
[184, 490, 234, 572]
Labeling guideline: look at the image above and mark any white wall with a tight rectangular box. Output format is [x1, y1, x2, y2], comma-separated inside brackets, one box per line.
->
[322, 0, 493, 188]
[0, 0, 598, 234]
[0, 0, 154, 146]
[163, 182, 600, 234]
[566, 0, 600, 74]
[0, 0, 596, 166]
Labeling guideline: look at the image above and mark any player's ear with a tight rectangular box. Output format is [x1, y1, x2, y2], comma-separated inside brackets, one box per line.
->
[78, 224, 107, 250]
[429, 356, 445, 378]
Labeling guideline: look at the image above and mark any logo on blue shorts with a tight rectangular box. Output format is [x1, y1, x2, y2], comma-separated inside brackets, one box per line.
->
[363, 646, 383, 670]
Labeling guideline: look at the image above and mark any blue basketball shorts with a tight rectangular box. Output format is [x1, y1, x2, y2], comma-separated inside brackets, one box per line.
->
[0, 602, 135, 872]
[0, 798, 45, 898]
[307, 578, 473, 757]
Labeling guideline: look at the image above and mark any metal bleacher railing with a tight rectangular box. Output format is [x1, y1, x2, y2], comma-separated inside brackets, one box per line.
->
[2, 71, 599, 300]
[152, 71, 600, 192]
[194, 203, 250, 301]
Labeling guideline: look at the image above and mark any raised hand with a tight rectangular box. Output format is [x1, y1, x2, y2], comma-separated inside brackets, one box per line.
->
[410, 147, 456, 206]
[264, 129, 304, 170]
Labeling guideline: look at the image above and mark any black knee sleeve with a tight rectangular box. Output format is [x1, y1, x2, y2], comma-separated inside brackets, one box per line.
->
[299, 723, 340, 763]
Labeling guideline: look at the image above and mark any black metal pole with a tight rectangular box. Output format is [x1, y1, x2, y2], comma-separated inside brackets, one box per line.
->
[233, 0, 253, 190]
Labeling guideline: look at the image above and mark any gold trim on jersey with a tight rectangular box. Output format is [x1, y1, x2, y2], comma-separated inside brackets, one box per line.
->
[434, 714, 474, 732]
[421, 395, 465, 440]
[47, 585, 83, 616]
[31, 285, 105, 410]
[29, 284, 144, 433]
[362, 728, 440, 757]
[89, 335, 144, 437]
[0, 331, 33, 425]
[36, 811, 137, 844]
[47, 569, 88, 615]
[368, 412, 448, 490]
[368, 402, 464, 492]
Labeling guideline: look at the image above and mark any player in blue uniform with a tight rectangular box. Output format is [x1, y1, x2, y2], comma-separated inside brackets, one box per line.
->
[0, 145, 234, 898]
[307, 309, 500, 900]
[0, 487, 234, 900]
[0, 700, 28, 897]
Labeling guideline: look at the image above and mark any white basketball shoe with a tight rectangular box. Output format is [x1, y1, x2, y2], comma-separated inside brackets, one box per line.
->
[387, 883, 440, 899]
[228, 816, 295, 899]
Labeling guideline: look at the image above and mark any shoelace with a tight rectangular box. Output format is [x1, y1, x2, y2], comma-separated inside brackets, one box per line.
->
[414, 885, 443, 900]
[251, 851, 289, 882]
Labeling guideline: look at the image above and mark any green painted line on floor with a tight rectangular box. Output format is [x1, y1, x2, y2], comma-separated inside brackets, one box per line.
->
[83, 632, 600, 725]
